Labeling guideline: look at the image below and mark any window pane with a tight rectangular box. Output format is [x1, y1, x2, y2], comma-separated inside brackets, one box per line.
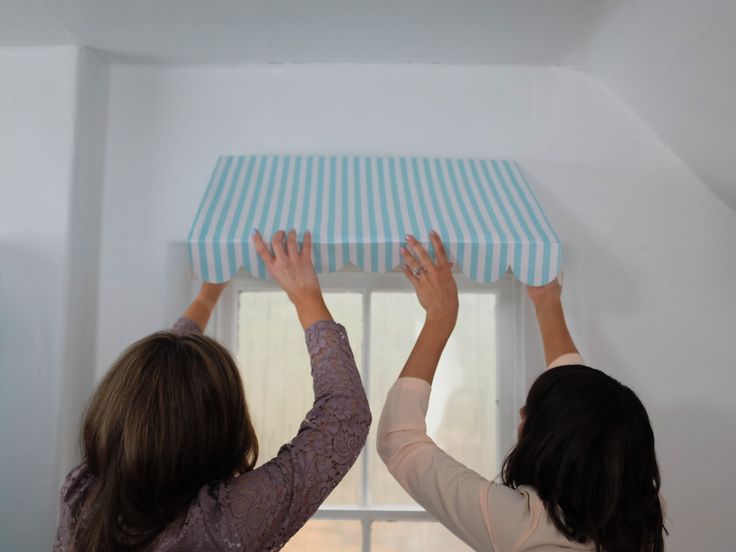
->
[372, 521, 473, 551]
[237, 291, 364, 506]
[284, 520, 362, 551]
[368, 292, 497, 506]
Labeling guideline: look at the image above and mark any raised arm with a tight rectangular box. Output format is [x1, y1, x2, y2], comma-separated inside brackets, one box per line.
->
[252, 229, 332, 329]
[211, 229, 370, 549]
[377, 233, 498, 551]
[177, 281, 228, 332]
[526, 278, 582, 369]
[396, 232, 458, 384]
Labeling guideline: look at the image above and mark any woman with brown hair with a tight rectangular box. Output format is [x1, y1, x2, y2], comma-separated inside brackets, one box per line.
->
[54, 229, 371, 551]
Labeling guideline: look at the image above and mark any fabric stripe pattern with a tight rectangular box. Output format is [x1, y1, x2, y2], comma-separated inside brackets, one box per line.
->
[188, 155, 561, 285]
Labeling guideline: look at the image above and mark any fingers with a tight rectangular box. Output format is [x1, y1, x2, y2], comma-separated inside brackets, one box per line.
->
[429, 231, 449, 266]
[286, 229, 298, 257]
[256, 229, 314, 263]
[406, 235, 434, 269]
[252, 230, 274, 266]
[402, 265, 420, 289]
[302, 230, 312, 258]
[271, 231, 287, 260]
[400, 246, 422, 277]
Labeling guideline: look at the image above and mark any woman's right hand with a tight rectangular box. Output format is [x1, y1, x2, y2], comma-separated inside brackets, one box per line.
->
[253, 229, 332, 328]
[526, 276, 562, 309]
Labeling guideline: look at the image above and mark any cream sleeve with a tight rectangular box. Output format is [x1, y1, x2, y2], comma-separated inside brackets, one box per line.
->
[376, 377, 502, 551]
[548, 352, 586, 369]
[376, 373, 595, 552]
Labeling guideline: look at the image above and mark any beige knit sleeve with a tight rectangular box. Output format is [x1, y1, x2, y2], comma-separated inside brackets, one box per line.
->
[548, 352, 586, 369]
[376, 377, 496, 551]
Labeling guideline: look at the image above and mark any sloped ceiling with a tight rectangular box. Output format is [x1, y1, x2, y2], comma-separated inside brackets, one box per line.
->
[0, 0, 733, 210]
[0, 0, 616, 63]
[582, 0, 736, 211]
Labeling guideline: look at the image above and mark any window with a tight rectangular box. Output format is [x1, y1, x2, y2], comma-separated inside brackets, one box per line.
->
[213, 271, 524, 551]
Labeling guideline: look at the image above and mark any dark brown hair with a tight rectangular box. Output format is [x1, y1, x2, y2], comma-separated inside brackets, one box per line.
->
[72, 331, 258, 551]
[502, 365, 665, 552]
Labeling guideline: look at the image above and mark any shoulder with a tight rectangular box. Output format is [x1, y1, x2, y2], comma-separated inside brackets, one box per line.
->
[59, 463, 95, 505]
[54, 464, 96, 550]
[486, 484, 593, 551]
[486, 483, 544, 528]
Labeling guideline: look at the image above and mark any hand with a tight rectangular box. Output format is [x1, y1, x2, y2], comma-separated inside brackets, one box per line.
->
[526, 276, 562, 309]
[401, 232, 458, 333]
[253, 229, 331, 328]
[253, 229, 322, 302]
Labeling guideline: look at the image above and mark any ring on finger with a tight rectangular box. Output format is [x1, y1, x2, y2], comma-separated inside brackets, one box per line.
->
[412, 267, 422, 278]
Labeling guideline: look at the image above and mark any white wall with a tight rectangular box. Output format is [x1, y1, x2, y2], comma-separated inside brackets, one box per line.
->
[582, 0, 736, 211]
[97, 63, 736, 551]
[1, 57, 733, 550]
[0, 46, 107, 551]
[0, 46, 77, 550]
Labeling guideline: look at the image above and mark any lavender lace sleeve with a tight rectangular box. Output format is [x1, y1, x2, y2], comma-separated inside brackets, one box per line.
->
[182, 320, 371, 550]
[171, 316, 202, 335]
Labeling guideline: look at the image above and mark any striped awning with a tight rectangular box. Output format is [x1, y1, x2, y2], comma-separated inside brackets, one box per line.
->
[188, 155, 560, 285]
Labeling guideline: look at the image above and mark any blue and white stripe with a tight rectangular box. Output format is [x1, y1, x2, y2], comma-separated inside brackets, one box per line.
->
[188, 155, 561, 285]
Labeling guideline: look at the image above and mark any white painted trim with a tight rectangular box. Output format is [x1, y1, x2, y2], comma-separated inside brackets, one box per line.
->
[313, 507, 434, 522]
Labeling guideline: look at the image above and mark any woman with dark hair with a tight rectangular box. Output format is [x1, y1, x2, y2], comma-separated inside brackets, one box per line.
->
[377, 232, 665, 552]
[54, 230, 371, 551]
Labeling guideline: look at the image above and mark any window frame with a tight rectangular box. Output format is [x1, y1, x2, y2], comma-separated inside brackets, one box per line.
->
[210, 269, 526, 551]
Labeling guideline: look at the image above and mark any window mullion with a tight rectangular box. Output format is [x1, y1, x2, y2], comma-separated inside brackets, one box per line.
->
[361, 519, 372, 552]
[360, 289, 371, 510]
[227, 274, 506, 551]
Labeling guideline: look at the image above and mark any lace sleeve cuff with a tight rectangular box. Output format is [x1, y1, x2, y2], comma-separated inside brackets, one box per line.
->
[172, 317, 202, 335]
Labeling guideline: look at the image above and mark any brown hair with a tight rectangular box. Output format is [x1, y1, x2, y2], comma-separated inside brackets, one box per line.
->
[72, 331, 258, 551]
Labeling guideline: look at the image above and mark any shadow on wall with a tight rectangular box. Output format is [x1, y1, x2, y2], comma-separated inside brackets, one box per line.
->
[0, 241, 65, 549]
[654, 402, 734, 541]
[521, 168, 644, 375]
[0, 241, 65, 365]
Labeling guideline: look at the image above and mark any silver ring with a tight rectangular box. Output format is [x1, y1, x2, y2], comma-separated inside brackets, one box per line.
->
[412, 267, 422, 277]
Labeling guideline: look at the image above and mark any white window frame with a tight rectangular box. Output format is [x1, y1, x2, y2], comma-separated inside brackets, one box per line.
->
[210, 269, 526, 552]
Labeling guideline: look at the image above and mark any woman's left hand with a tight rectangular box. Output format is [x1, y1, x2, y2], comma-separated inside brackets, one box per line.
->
[401, 232, 459, 334]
